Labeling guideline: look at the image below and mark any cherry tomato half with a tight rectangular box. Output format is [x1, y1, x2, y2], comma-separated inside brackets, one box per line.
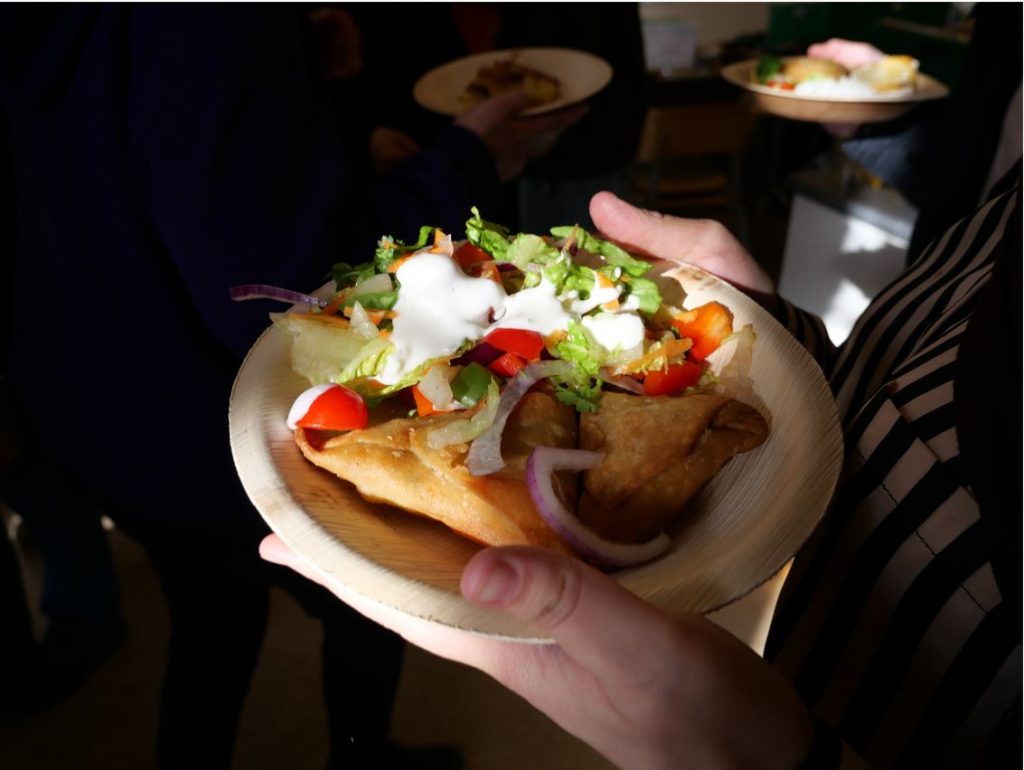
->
[453, 242, 492, 270]
[290, 384, 368, 431]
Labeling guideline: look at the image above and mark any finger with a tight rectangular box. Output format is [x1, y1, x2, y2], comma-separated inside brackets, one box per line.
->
[461, 546, 678, 678]
[516, 101, 588, 133]
[477, 89, 536, 118]
[259, 534, 515, 672]
[259, 533, 330, 587]
[590, 191, 775, 297]
[589, 191, 716, 262]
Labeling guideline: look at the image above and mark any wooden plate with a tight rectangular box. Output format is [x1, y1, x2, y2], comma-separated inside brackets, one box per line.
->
[413, 47, 613, 117]
[721, 58, 949, 123]
[229, 263, 843, 641]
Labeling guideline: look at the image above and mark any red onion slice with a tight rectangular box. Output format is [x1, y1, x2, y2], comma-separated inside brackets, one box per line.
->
[526, 446, 672, 568]
[600, 369, 645, 395]
[230, 284, 328, 308]
[465, 359, 573, 476]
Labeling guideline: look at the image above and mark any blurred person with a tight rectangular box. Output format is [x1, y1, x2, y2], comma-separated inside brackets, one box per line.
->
[264, 168, 1020, 769]
[808, 4, 1021, 261]
[0, 4, 578, 768]
[1, 102, 123, 715]
[350, 3, 648, 230]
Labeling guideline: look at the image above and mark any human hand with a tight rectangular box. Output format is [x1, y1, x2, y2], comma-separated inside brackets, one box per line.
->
[455, 91, 587, 182]
[260, 535, 814, 770]
[589, 191, 777, 305]
[369, 126, 421, 174]
[806, 38, 884, 71]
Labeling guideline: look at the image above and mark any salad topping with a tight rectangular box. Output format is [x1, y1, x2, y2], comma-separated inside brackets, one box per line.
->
[237, 208, 751, 449]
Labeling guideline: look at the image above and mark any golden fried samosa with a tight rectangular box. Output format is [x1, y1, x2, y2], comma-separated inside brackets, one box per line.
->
[577, 392, 768, 544]
[296, 390, 577, 553]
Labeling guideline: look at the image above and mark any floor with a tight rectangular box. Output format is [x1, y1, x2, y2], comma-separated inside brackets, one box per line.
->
[0, 516, 612, 770]
[1, 507, 790, 770]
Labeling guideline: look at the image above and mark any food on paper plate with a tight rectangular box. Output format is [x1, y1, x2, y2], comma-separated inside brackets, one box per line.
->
[232, 211, 769, 568]
[755, 54, 919, 98]
[459, 56, 561, 108]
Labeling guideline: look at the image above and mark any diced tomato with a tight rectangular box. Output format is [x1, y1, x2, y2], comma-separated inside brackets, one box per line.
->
[643, 361, 703, 396]
[473, 261, 502, 284]
[483, 328, 545, 361]
[672, 301, 734, 362]
[453, 242, 492, 270]
[294, 384, 368, 430]
[411, 385, 439, 417]
[488, 351, 527, 378]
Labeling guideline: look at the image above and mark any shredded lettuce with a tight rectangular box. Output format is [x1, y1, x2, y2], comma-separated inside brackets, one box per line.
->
[330, 226, 436, 289]
[550, 225, 652, 278]
[466, 207, 512, 261]
[552, 321, 603, 412]
[426, 380, 501, 449]
[272, 313, 370, 385]
[336, 337, 392, 387]
[623, 276, 662, 314]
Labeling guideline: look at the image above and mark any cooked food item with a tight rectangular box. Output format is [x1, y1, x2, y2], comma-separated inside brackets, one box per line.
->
[780, 56, 848, 84]
[235, 209, 770, 567]
[755, 54, 918, 97]
[755, 55, 847, 89]
[461, 57, 561, 108]
[578, 393, 769, 544]
[852, 55, 918, 92]
[296, 389, 577, 554]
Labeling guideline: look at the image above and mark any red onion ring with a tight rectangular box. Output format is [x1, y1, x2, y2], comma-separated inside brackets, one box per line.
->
[229, 284, 328, 308]
[600, 370, 645, 395]
[526, 446, 672, 568]
[465, 359, 573, 476]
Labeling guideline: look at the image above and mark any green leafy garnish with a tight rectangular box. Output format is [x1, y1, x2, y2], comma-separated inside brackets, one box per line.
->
[330, 226, 436, 289]
[756, 55, 783, 84]
[550, 225, 652, 278]
[551, 321, 603, 412]
[466, 207, 511, 262]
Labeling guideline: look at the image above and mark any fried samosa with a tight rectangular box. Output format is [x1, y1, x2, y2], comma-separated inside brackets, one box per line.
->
[296, 390, 577, 553]
[577, 392, 769, 544]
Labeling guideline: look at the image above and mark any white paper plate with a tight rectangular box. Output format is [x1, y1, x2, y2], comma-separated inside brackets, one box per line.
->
[229, 263, 843, 641]
[722, 58, 949, 123]
[413, 47, 613, 117]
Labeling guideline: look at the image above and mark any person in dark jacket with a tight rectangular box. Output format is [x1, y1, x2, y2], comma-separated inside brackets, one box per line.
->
[0, 5, 580, 768]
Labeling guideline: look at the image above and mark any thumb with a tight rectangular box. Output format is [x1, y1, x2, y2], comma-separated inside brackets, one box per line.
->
[589, 190, 716, 263]
[589, 191, 775, 297]
[461, 546, 677, 673]
[456, 89, 534, 131]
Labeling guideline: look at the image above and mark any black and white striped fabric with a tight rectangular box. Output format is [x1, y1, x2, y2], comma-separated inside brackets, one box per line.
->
[764, 180, 1020, 769]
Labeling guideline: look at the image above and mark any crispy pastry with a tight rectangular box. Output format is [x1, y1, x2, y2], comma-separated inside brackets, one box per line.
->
[781, 56, 848, 84]
[853, 55, 918, 92]
[577, 392, 769, 544]
[296, 390, 577, 553]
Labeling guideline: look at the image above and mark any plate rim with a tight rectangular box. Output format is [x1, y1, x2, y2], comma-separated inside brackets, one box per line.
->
[229, 262, 844, 641]
[721, 57, 949, 105]
[412, 46, 614, 117]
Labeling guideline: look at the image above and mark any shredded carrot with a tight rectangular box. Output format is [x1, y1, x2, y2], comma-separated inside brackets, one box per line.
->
[597, 273, 620, 312]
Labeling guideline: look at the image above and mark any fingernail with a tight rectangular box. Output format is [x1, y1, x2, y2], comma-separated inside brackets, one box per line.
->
[467, 557, 521, 606]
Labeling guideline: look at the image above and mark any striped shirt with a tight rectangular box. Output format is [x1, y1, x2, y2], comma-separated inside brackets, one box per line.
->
[764, 180, 1020, 769]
